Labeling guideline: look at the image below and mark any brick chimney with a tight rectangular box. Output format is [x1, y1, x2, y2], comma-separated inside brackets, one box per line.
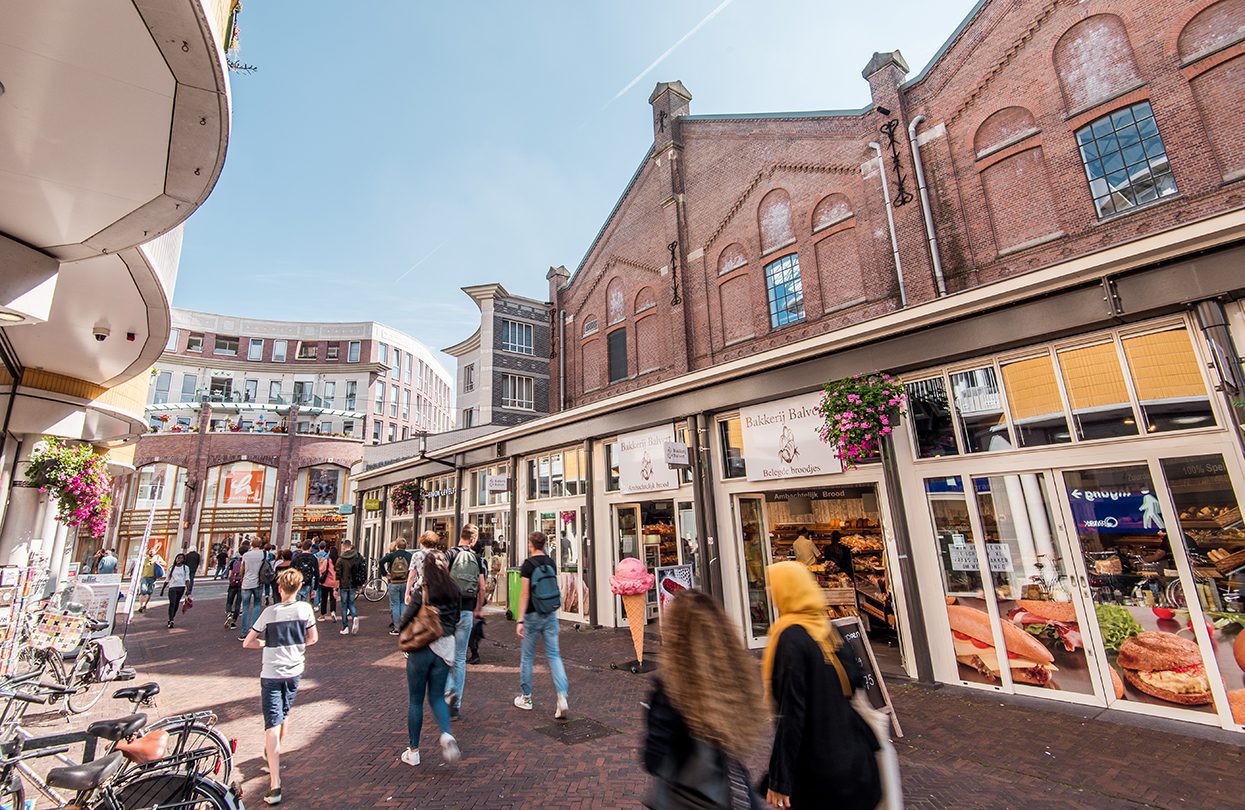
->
[649, 81, 692, 149]
[546, 264, 570, 306]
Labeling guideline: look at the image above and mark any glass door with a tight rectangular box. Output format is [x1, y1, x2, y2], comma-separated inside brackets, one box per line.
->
[736, 496, 772, 644]
[555, 507, 588, 620]
[614, 504, 651, 621]
[676, 501, 700, 587]
[1058, 463, 1222, 720]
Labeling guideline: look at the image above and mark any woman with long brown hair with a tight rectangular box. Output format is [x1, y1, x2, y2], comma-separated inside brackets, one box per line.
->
[642, 589, 764, 809]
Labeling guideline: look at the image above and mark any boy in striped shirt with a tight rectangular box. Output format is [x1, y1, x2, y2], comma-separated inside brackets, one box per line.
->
[244, 567, 318, 805]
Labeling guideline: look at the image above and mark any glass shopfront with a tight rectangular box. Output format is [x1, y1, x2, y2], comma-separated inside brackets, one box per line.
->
[118, 464, 188, 573]
[421, 473, 457, 547]
[197, 461, 276, 559]
[523, 447, 590, 621]
[466, 463, 511, 605]
[907, 317, 1245, 730]
[291, 464, 349, 546]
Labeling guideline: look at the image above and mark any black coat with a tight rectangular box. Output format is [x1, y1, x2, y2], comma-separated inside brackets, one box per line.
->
[765, 626, 881, 810]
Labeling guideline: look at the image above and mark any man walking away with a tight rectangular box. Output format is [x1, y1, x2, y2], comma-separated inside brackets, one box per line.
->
[380, 540, 412, 635]
[514, 531, 569, 720]
[292, 540, 320, 605]
[446, 524, 486, 720]
[335, 540, 364, 635]
[184, 545, 202, 599]
[239, 540, 269, 640]
[263, 543, 279, 606]
[97, 548, 118, 575]
[317, 547, 338, 622]
[244, 568, 318, 806]
[215, 545, 229, 579]
[224, 544, 245, 630]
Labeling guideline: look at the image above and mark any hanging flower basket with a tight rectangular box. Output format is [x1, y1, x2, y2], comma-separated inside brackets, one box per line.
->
[23, 437, 113, 538]
[816, 373, 907, 469]
[390, 481, 423, 515]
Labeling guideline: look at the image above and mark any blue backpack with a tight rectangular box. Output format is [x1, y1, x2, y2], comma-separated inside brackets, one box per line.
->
[529, 560, 561, 615]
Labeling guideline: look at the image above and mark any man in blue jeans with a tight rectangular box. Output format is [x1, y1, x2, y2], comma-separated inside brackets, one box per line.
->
[379, 539, 412, 635]
[445, 524, 485, 720]
[237, 539, 268, 640]
[513, 531, 569, 720]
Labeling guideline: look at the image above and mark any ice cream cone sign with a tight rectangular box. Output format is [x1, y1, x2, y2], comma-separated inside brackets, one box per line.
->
[611, 558, 656, 663]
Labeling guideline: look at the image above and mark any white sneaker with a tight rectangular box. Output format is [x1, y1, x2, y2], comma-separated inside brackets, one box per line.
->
[330, 612, 337, 622]
[400, 748, 420, 766]
[351, 617, 360, 634]
[339, 627, 350, 635]
[439, 733, 460, 764]
[513, 694, 533, 711]
[555, 693, 569, 720]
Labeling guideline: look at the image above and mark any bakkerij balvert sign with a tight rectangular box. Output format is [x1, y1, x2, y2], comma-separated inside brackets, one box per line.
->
[739, 392, 843, 482]
[618, 426, 679, 494]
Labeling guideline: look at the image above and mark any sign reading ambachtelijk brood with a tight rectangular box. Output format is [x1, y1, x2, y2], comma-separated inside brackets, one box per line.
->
[618, 426, 679, 495]
[739, 392, 843, 482]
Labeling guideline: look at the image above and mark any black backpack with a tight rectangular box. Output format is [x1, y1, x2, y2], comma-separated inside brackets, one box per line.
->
[350, 557, 367, 588]
[294, 552, 318, 586]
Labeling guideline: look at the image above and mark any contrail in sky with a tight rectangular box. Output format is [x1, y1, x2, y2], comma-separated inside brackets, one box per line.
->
[395, 241, 445, 282]
[610, 0, 737, 101]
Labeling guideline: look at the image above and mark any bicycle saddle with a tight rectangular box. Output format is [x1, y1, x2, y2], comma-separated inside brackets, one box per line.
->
[46, 750, 124, 791]
[86, 713, 147, 742]
[115, 729, 169, 765]
[112, 682, 160, 703]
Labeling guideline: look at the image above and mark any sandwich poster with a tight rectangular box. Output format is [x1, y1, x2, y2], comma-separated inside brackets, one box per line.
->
[655, 565, 694, 616]
[739, 392, 843, 482]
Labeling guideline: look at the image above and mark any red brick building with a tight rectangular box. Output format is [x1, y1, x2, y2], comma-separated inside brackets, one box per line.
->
[363, 0, 1245, 734]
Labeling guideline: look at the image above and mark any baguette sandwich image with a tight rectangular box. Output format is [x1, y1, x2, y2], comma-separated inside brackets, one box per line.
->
[948, 604, 1057, 686]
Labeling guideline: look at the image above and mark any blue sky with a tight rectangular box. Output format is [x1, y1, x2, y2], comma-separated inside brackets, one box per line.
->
[175, 0, 980, 372]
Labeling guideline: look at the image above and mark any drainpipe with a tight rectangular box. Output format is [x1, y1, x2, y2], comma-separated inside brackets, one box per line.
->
[869, 142, 907, 308]
[907, 115, 947, 297]
[558, 310, 566, 411]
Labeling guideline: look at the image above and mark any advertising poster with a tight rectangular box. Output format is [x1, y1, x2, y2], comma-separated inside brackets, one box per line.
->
[223, 469, 264, 505]
[739, 392, 843, 482]
[307, 468, 341, 505]
[74, 573, 122, 638]
[618, 427, 679, 495]
[655, 564, 694, 616]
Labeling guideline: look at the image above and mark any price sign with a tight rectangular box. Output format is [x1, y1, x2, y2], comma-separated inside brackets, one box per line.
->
[832, 616, 902, 737]
[985, 543, 1014, 572]
[949, 545, 979, 572]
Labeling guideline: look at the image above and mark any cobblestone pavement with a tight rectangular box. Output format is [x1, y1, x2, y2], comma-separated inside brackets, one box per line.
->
[26, 581, 1245, 809]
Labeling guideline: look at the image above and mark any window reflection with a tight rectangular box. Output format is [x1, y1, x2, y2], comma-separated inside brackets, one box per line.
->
[719, 418, 747, 478]
[950, 367, 1012, 452]
[906, 377, 957, 457]
[1123, 329, 1216, 433]
[1057, 343, 1137, 440]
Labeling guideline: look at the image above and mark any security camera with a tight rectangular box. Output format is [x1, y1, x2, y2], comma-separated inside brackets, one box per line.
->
[93, 326, 110, 342]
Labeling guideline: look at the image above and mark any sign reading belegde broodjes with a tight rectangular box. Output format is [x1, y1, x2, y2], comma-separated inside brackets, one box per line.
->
[739, 392, 843, 482]
[618, 426, 678, 494]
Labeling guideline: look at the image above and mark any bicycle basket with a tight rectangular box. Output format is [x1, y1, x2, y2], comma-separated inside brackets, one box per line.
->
[29, 612, 87, 652]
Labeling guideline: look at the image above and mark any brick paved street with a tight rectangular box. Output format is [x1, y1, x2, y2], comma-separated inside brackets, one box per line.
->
[27, 582, 1245, 809]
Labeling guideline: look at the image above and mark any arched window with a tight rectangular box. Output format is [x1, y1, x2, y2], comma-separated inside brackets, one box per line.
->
[973, 107, 1038, 156]
[606, 278, 625, 325]
[582, 316, 598, 337]
[811, 194, 853, 231]
[757, 189, 795, 253]
[634, 287, 656, 314]
[1053, 15, 1141, 111]
[1075, 101, 1176, 218]
[717, 243, 747, 275]
[764, 254, 805, 329]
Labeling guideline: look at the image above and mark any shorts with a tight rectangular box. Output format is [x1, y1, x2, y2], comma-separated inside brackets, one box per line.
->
[140, 576, 156, 595]
[260, 676, 300, 729]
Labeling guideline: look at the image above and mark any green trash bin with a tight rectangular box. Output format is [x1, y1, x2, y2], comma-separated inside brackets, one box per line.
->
[507, 568, 523, 621]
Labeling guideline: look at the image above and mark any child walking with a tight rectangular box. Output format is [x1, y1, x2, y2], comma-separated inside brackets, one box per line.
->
[243, 568, 318, 805]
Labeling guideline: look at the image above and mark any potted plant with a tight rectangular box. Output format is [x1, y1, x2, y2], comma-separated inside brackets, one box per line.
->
[816, 372, 907, 469]
[23, 438, 113, 538]
[390, 481, 423, 515]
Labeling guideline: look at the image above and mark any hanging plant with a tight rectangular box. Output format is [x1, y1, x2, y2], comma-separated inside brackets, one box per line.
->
[816, 373, 907, 469]
[390, 481, 423, 515]
[24, 437, 113, 538]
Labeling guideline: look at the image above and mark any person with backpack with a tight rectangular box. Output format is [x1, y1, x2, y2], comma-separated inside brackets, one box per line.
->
[292, 540, 320, 605]
[380, 539, 413, 635]
[263, 542, 279, 606]
[224, 543, 245, 630]
[445, 524, 486, 720]
[138, 545, 166, 614]
[238, 539, 271, 640]
[335, 540, 365, 635]
[317, 545, 338, 622]
[404, 532, 441, 604]
[513, 531, 569, 720]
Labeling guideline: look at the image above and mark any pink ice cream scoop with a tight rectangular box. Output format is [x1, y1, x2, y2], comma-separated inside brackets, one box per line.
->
[610, 557, 655, 595]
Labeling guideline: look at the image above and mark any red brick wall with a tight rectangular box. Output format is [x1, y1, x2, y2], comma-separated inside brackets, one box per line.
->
[554, 0, 1245, 410]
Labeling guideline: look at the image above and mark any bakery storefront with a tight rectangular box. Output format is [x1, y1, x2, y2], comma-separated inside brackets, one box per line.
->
[421, 474, 457, 546]
[602, 425, 700, 623]
[521, 447, 590, 622]
[715, 392, 911, 674]
[465, 463, 511, 607]
[900, 316, 1245, 731]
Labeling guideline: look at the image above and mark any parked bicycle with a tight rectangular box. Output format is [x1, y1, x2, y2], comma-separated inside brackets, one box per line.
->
[362, 560, 386, 602]
[15, 606, 131, 714]
[110, 681, 235, 782]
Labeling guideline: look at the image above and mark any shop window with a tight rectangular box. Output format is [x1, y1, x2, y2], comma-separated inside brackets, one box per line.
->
[718, 418, 747, 478]
[186, 333, 204, 352]
[1075, 101, 1176, 219]
[272, 339, 287, 362]
[1000, 355, 1072, 447]
[764, 254, 805, 329]
[950, 367, 1012, 452]
[606, 442, 620, 492]
[1121, 328, 1216, 432]
[905, 377, 957, 457]
[607, 329, 628, 383]
[1057, 342, 1138, 440]
[564, 448, 585, 496]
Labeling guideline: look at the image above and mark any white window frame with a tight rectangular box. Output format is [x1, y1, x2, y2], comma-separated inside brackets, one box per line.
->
[272, 340, 287, 362]
[165, 329, 180, 352]
[501, 320, 535, 355]
[326, 344, 340, 360]
[463, 364, 475, 393]
[247, 338, 264, 361]
[214, 335, 239, 356]
[347, 341, 361, 363]
[501, 374, 535, 410]
[186, 333, 204, 353]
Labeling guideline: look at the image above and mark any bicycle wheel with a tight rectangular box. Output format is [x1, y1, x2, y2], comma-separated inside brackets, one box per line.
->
[145, 719, 233, 782]
[363, 577, 386, 602]
[0, 773, 24, 810]
[65, 642, 106, 714]
[113, 771, 237, 809]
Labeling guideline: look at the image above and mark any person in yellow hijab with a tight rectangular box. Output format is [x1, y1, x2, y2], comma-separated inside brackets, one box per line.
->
[759, 561, 880, 810]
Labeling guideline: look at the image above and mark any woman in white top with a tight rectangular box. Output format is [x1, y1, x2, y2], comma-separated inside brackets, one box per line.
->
[166, 553, 192, 628]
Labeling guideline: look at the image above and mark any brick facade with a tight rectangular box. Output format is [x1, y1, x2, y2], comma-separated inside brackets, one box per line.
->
[553, 0, 1245, 409]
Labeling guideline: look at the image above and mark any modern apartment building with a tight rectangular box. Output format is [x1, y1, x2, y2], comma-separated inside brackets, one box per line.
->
[146, 308, 454, 442]
[444, 284, 553, 429]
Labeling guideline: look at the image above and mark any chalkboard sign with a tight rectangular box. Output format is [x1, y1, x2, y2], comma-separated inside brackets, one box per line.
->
[832, 615, 902, 737]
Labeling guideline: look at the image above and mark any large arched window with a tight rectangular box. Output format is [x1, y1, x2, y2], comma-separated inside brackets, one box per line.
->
[764, 254, 805, 329]
[758, 189, 795, 253]
[1075, 101, 1176, 218]
[606, 278, 626, 325]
